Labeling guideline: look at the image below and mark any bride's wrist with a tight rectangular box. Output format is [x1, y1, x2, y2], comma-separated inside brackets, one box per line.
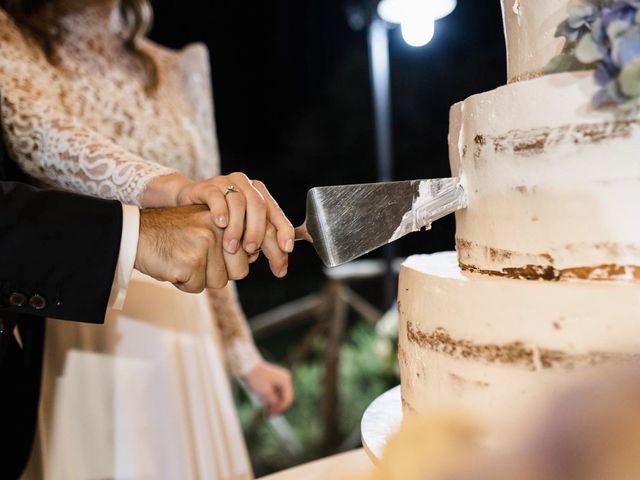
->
[142, 172, 193, 208]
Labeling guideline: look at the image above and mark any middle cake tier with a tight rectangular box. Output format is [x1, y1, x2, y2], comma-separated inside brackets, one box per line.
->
[449, 70, 640, 281]
[398, 251, 640, 443]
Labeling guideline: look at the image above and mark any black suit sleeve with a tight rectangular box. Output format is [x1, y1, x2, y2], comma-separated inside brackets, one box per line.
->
[0, 181, 123, 324]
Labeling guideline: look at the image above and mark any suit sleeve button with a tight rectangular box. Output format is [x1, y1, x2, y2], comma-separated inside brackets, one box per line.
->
[9, 292, 27, 307]
[29, 294, 47, 311]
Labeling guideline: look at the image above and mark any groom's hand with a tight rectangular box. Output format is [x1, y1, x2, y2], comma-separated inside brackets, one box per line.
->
[134, 205, 249, 293]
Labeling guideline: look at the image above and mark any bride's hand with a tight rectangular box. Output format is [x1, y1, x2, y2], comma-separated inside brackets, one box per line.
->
[144, 172, 294, 270]
[243, 361, 294, 417]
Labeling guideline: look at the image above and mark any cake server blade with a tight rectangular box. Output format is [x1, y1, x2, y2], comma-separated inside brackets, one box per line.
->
[294, 177, 467, 267]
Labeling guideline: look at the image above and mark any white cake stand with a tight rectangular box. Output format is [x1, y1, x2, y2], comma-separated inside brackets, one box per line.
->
[360, 385, 403, 464]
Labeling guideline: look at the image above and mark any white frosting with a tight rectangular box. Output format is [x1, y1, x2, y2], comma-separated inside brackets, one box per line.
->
[389, 180, 436, 242]
[399, 2, 640, 445]
[500, 0, 578, 82]
[399, 0, 640, 449]
[398, 252, 640, 443]
[450, 70, 640, 279]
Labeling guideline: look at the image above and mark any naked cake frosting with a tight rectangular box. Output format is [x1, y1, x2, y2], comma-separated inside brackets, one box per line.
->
[399, 0, 640, 444]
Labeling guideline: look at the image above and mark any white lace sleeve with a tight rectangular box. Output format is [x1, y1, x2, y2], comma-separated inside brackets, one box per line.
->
[1, 95, 176, 205]
[0, 17, 176, 206]
[207, 283, 263, 377]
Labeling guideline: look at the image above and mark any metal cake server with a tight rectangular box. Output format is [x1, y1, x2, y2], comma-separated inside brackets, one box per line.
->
[293, 178, 467, 267]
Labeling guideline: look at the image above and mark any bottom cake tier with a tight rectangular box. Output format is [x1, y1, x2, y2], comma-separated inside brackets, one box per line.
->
[398, 251, 640, 444]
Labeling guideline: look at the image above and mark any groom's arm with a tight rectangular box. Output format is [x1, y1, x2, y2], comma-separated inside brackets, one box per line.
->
[0, 181, 264, 325]
[0, 181, 124, 323]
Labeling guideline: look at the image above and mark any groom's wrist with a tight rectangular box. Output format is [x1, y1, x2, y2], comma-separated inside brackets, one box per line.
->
[108, 205, 140, 310]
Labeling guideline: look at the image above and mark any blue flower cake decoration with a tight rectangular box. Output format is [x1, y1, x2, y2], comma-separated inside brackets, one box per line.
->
[547, 0, 640, 109]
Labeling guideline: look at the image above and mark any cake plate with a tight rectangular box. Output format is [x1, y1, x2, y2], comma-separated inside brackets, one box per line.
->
[360, 385, 403, 464]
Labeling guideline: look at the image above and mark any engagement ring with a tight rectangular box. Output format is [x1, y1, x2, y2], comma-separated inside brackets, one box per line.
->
[224, 185, 238, 196]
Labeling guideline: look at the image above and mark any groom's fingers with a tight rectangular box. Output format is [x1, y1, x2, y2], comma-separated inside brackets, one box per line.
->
[176, 232, 210, 293]
[174, 266, 207, 293]
[222, 248, 250, 281]
[206, 225, 232, 288]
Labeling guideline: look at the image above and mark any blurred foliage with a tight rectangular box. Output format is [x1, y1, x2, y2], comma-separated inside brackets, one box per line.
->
[235, 318, 399, 477]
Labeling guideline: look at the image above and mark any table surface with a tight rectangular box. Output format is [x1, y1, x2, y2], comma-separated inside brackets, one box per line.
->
[360, 385, 403, 464]
[257, 449, 371, 480]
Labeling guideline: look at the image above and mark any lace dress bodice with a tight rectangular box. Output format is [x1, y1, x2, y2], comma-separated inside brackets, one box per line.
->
[0, 8, 260, 375]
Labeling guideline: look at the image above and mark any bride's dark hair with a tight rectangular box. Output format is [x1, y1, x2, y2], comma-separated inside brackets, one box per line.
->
[1, 0, 159, 93]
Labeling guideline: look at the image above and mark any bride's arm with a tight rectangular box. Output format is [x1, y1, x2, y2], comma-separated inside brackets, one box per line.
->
[0, 38, 293, 274]
[1, 91, 178, 206]
[207, 283, 261, 375]
[0, 83, 294, 270]
[0, 24, 177, 206]
[208, 284, 294, 416]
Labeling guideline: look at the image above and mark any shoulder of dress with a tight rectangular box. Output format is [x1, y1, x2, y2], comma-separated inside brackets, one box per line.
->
[139, 39, 211, 78]
[176, 42, 211, 78]
[179, 42, 210, 64]
[0, 9, 32, 50]
[0, 9, 47, 74]
[0, 8, 12, 25]
[139, 39, 208, 61]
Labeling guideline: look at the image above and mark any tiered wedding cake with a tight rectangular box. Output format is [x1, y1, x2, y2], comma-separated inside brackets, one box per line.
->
[398, 0, 640, 442]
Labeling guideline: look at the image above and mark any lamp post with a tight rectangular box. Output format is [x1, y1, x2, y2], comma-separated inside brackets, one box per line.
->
[367, 17, 396, 307]
[356, 0, 457, 307]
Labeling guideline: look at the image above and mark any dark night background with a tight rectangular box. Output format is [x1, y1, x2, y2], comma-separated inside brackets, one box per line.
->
[149, 0, 507, 317]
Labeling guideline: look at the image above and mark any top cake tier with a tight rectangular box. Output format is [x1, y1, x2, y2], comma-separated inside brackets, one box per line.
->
[501, 0, 578, 83]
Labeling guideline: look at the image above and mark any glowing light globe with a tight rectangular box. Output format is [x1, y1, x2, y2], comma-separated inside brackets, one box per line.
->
[377, 0, 456, 47]
[401, 17, 435, 47]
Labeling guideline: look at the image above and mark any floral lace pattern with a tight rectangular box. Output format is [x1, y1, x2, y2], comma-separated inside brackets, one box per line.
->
[0, 8, 215, 205]
[208, 284, 262, 376]
[0, 7, 259, 374]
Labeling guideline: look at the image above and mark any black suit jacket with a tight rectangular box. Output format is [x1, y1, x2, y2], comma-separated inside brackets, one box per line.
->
[0, 146, 124, 477]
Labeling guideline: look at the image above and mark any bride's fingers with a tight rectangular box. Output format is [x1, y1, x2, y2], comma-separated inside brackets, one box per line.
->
[221, 185, 247, 254]
[185, 183, 229, 229]
[227, 172, 267, 255]
[262, 387, 280, 416]
[252, 181, 295, 253]
[268, 389, 284, 416]
[268, 379, 293, 416]
[260, 223, 288, 278]
[278, 377, 294, 412]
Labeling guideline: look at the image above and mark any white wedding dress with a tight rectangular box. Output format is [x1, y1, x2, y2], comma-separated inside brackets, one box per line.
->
[28, 274, 253, 480]
[0, 8, 258, 480]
